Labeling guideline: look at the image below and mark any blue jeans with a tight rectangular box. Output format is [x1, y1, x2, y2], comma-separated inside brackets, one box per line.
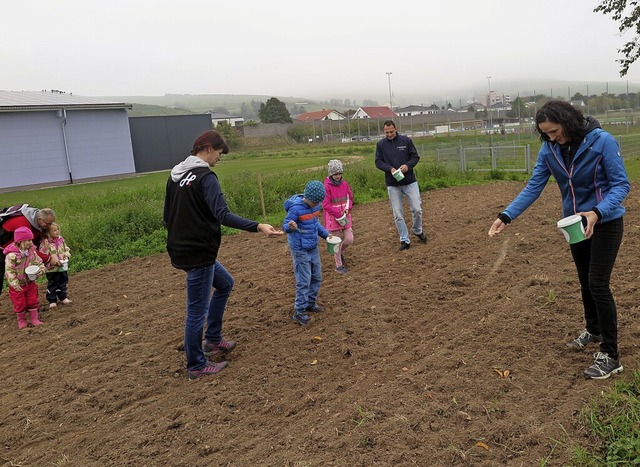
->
[184, 260, 234, 371]
[290, 247, 322, 313]
[387, 182, 423, 243]
[570, 217, 623, 359]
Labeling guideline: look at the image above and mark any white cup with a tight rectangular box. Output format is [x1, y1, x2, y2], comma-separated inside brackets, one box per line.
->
[25, 265, 39, 281]
[61, 260, 69, 271]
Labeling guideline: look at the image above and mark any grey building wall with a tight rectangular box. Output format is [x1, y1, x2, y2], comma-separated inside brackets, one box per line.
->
[128, 115, 212, 173]
[0, 109, 135, 191]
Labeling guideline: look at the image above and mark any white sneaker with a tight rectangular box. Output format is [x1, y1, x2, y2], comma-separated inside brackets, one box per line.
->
[49, 303, 57, 308]
[62, 298, 72, 305]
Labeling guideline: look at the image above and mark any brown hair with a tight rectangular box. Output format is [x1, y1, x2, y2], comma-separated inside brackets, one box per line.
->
[535, 100, 586, 143]
[191, 130, 229, 155]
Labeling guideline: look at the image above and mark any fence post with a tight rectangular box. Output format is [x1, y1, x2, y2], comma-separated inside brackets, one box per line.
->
[459, 146, 465, 172]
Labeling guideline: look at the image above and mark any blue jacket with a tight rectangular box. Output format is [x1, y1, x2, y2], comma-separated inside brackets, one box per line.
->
[283, 194, 329, 250]
[503, 127, 630, 224]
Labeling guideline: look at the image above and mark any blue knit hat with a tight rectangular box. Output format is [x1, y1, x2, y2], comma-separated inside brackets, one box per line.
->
[304, 180, 326, 203]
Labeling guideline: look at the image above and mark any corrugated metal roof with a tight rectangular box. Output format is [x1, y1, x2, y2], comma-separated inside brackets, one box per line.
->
[0, 90, 132, 112]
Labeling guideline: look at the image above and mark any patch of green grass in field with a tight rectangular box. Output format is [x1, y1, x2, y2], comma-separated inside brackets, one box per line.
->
[570, 370, 640, 465]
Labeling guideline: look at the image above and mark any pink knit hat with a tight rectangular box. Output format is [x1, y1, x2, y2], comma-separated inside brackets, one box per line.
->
[13, 226, 33, 242]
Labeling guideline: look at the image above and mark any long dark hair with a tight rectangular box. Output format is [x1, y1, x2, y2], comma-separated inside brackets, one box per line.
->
[191, 130, 229, 155]
[535, 100, 585, 142]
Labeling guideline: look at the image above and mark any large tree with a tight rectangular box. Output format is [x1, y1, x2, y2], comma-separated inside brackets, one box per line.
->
[594, 0, 640, 76]
[258, 97, 292, 123]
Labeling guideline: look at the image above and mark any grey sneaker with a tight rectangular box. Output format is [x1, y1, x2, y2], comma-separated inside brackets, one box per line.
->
[567, 330, 601, 350]
[188, 361, 228, 380]
[203, 339, 236, 358]
[584, 352, 623, 379]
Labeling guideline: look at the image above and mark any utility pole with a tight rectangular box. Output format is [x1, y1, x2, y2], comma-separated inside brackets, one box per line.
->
[386, 72, 393, 111]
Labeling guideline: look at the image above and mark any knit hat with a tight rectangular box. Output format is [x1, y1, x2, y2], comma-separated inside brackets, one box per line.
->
[304, 180, 326, 203]
[328, 159, 343, 176]
[14, 226, 33, 242]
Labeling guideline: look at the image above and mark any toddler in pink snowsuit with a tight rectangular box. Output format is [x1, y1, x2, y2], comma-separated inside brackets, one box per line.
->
[3, 226, 45, 329]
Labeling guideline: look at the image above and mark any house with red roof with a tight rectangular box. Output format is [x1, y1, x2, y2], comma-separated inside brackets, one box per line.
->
[352, 106, 398, 119]
[294, 109, 345, 122]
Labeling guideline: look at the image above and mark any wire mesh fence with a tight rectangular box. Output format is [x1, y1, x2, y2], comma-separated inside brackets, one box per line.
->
[435, 145, 532, 173]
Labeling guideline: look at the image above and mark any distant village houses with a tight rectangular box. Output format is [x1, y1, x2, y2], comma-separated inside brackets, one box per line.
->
[351, 106, 397, 119]
[294, 109, 345, 122]
[207, 111, 244, 127]
[396, 104, 441, 117]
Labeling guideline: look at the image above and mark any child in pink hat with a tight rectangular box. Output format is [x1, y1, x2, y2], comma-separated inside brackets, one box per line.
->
[3, 226, 45, 329]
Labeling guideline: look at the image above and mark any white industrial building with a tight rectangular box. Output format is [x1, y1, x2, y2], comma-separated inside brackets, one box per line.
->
[0, 90, 135, 192]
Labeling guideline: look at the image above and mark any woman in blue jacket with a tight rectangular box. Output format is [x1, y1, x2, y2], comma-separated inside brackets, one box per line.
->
[488, 100, 630, 380]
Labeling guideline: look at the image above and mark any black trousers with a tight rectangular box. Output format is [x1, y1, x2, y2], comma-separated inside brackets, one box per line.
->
[46, 271, 69, 303]
[570, 217, 623, 360]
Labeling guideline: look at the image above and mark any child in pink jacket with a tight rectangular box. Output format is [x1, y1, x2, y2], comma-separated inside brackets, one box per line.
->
[322, 159, 354, 273]
[3, 226, 45, 329]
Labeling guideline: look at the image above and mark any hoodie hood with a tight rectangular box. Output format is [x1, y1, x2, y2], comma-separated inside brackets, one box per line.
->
[3, 243, 20, 255]
[584, 116, 601, 135]
[171, 156, 210, 182]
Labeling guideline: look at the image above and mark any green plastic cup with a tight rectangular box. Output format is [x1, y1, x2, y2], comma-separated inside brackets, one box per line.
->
[557, 215, 586, 244]
[392, 169, 405, 181]
[326, 236, 342, 254]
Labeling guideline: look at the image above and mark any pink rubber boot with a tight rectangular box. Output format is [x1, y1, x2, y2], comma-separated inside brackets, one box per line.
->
[16, 312, 28, 330]
[28, 309, 43, 326]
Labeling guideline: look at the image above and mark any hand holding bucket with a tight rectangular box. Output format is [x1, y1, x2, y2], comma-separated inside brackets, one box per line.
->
[25, 265, 39, 281]
[557, 215, 586, 244]
[392, 168, 405, 181]
[326, 236, 342, 254]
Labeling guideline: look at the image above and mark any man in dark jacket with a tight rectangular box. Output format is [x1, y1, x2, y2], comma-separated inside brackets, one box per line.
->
[375, 120, 427, 251]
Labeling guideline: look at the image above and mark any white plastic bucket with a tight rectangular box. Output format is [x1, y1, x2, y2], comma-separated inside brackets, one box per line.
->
[557, 215, 586, 244]
[326, 236, 342, 254]
[336, 213, 348, 226]
[25, 265, 39, 281]
[392, 169, 405, 181]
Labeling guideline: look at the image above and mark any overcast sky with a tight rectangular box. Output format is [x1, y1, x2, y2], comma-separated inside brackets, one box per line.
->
[2, 0, 638, 105]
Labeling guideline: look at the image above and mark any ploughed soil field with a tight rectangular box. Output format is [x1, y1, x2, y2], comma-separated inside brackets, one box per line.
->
[1, 181, 640, 466]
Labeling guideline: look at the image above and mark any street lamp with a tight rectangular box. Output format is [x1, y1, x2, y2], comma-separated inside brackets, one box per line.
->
[486, 76, 492, 129]
[386, 72, 393, 111]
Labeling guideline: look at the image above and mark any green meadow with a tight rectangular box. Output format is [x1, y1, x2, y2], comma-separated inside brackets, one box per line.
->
[1, 130, 639, 273]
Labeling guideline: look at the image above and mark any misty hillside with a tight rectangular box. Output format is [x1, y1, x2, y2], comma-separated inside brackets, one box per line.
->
[105, 78, 640, 117]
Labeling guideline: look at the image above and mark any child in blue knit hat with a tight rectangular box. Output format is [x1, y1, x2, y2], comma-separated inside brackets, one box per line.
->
[283, 180, 332, 326]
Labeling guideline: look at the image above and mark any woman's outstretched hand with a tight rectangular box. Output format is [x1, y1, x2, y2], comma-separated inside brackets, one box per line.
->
[258, 223, 284, 237]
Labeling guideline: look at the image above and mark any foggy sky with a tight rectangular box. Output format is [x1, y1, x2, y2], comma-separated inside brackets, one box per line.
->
[2, 0, 637, 105]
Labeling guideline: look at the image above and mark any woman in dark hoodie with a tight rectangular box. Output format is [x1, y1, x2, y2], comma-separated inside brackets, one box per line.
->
[488, 100, 630, 380]
[164, 130, 283, 380]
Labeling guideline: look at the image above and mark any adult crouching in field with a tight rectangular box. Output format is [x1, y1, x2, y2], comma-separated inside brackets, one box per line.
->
[488, 100, 630, 380]
[0, 205, 56, 295]
[164, 130, 283, 381]
[375, 120, 427, 251]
